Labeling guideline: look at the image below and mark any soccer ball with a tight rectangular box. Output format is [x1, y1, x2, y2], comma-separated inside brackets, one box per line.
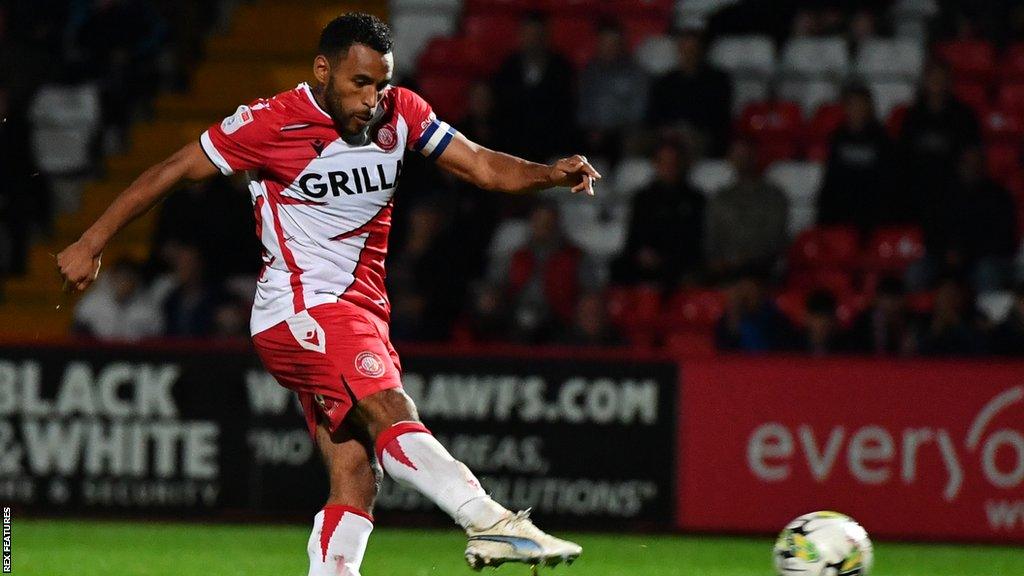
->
[773, 511, 873, 576]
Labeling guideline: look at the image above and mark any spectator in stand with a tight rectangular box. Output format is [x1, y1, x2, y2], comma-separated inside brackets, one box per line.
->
[150, 178, 261, 283]
[793, 289, 847, 356]
[645, 28, 732, 156]
[558, 291, 624, 346]
[705, 139, 789, 278]
[897, 60, 981, 223]
[817, 84, 897, 234]
[990, 282, 1024, 356]
[613, 139, 705, 288]
[716, 270, 794, 352]
[464, 283, 511, 344]
[72, 258, 163, 341]
[910, 146, 1019, 292]
[211, 295, 250, 342]
[161, 244, 218, 337]
[918, 276, 987, 356]
[457, 81, 499, 149]
[491, 12, 576, 160]
[847, 276, 922, 356]
[70, 0, 168, 151]
[387, 202, 464, 342]
[491, 203, 597, 343]
[576, 22, 648, 164]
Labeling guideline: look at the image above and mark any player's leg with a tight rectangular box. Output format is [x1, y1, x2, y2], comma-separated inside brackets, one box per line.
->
[306, 415, 378, 576]
[351, 389, 582, 569]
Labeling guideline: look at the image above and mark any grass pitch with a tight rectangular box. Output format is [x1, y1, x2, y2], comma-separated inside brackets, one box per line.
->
[11, 519, 1024, 575]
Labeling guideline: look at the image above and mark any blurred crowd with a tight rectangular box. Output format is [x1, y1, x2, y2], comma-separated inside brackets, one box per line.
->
[4, 1, 1024, 357]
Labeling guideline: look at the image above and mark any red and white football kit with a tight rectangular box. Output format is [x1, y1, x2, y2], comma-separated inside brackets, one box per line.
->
[200, 82, 456, 438]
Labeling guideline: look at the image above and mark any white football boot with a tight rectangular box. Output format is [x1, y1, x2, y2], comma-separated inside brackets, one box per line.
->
[464, 510, 582, 570]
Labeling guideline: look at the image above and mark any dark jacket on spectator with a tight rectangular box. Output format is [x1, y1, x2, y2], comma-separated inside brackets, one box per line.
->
[817, 122, 897, 233]
[646, 65, 732, 155]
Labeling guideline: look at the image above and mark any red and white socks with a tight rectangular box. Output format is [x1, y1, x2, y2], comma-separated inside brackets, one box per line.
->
[307, 505, 374, 576]
[375, 421, 509, 530]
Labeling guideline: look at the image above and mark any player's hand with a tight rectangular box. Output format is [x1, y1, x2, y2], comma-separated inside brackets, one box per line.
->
[549, 155, 602, 196]
[56, 239, 103, 292]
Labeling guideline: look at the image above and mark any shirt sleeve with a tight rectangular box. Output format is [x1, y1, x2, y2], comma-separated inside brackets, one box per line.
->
[199, 100, 277, 175]
[397, 87, 457, 161]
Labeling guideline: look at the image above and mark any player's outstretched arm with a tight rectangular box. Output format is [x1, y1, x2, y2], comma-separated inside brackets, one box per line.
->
[56, 141, 219, 291]
[435, 133, 601, 195]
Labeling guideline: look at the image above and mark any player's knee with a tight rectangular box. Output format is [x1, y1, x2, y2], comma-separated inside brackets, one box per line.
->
[354, 388, 421, 439]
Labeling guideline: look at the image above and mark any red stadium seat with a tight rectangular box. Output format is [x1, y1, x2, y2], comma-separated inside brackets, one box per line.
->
[548, 16, 598, 69]
[416, 74, 472, 123]
[418, 37, 479, 77]
[863, 227, 925, 273]
[788, 226, 861, 271]
[664, 330, 716, 357]
[907, 291, 936, 314]
[986, 143, 1022, 185]
[601, 0, 673, 19]
[997, 82, 1024, 117]
[462, 13, 521, 61]
[1001, 42, 1024, 81]
[665, 289, 725, 330]
[737, 100, 804, 165]
[835, 293, 869, 328]
[805, 102, 845, 161]
[951, 82, 990, 114]
[981, 107, 1024, 144]
[787, 269, 854, 296]
[886, 103, 909, 139]
[464, 0, 538, 15]
[935, 40, 996, 83]
[621, 17, 669, 51]
[775, 289, 808, 326]
[606, 285, 663, 330]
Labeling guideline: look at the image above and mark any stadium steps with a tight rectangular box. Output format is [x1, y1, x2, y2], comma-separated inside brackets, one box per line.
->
[0, 0, 387, 339]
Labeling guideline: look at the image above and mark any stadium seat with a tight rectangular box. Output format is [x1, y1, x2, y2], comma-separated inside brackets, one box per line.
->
[391, 13, 457, 75]
[602, 0, 673, 19]
[836, 293, 870, 327]
[689, 159, 737, 197]
[418, 37, 480, 76]
[548, 16, 598, 69]
[665, 289, 725, 330]
[981, 108, 1024, 144]
[951, 82, 990, 115]
[664, 330, 716, 356]
[613, 157, 656, 200]
[986, 143, 1022, 185]
[787, 268, 855, 295]
[736, 100, 804, 164]
[708, 35, 776, 78]
[607, 285, 664, 330]
[869, 81, 917, 121]
[935, 39, 996, 83]
[462, 13, 521, 62]
[621, 16, 670, 50]
[855, 38, 925, 80]
[775, 288, 808, 326]
[779, 37, 849, 77]
[1001, 43, 1024, 81]
[392, 0, 462, 11]
[805, 102, 845, 161]
[766, 161, 824, 207]
[677, 0, 742, 22]
[778, 79, 841, 117]
[543, 0, 601, 13]
[416, 74, 472, 122]
[997, 82, 1024, 117]
[886, 103, 910, 138]
[788, 226, 860, 271]
[788, 205, 817, 239]
[635, 35, 678, 76]
[862, 226, 925, 272]
[463, 0, 536, 15]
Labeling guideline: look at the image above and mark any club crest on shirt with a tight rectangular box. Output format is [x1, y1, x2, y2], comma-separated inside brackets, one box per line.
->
[355, 351, 386, 378]
[375, 124, 398, 152]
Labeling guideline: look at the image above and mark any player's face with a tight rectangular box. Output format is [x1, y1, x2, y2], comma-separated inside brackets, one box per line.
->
[319, 44, 393, 136]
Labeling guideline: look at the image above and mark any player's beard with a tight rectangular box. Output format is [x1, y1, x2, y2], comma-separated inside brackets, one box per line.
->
[323, 80, 369, 143]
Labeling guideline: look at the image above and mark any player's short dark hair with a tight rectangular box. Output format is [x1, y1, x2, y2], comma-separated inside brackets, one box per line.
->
[318, 13, 393, 58]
